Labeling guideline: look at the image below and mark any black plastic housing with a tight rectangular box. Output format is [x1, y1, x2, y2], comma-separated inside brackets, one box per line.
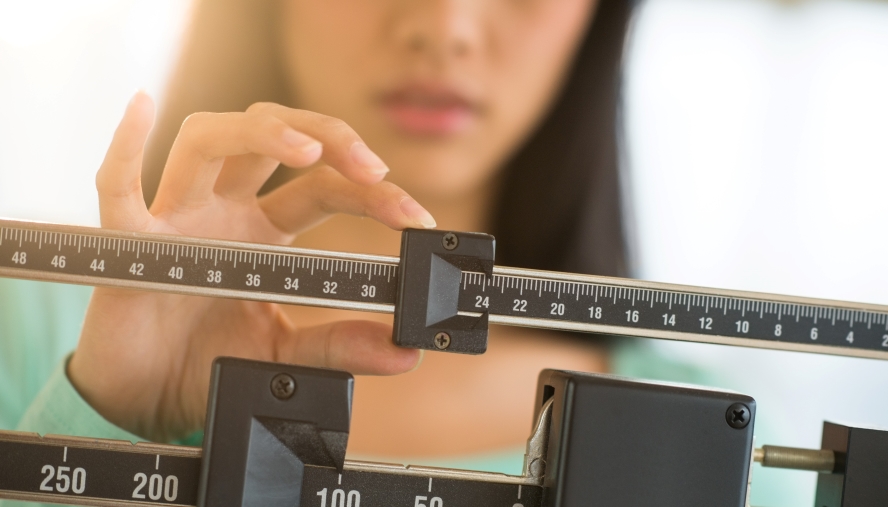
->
[816, 422, 888, 506]
[536, 370, 755, 507]
[393, 229, 495, 354]
[198, 358, 353, 507]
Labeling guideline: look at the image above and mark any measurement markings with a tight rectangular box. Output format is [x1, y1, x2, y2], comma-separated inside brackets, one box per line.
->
[4, 219, 888, 360]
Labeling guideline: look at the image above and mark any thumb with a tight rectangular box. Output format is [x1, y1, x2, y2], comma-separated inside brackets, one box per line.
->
[280, 320, 422, 375]
[95, 91, 155, 231]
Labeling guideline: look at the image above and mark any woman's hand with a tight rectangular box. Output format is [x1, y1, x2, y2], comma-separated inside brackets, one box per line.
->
[68, 92, 435, 442]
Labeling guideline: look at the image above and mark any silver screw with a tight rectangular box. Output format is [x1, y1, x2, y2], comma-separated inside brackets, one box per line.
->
[270, 373, 296, 400]
[442, 232, 458, 250]
[433, 332, 451, 350]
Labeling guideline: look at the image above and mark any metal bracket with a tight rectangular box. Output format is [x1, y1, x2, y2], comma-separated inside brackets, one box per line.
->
[198, 358, 353, 507]
[393, 229, 495, 354]
[523, 397, 554, 479]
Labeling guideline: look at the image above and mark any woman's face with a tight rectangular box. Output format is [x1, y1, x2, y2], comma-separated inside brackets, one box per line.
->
[281, 0, 598, 201]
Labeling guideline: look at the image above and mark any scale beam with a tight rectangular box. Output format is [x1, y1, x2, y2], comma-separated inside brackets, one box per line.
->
[2, 218, 887, 359]
[0, 430, 538, 507]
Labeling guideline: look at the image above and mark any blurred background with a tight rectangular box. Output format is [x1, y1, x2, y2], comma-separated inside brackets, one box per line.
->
[1, 0, 887, 505]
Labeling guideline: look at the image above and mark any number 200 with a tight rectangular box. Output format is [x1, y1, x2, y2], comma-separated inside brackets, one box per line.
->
[132, 473, 178, 502]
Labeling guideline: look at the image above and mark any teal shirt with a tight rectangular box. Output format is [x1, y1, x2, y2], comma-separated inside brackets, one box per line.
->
[0, 278, 91, 431]
[0, 278, 791, 506]
[0, 279, 141, 507]
[0, 278, 138, 439]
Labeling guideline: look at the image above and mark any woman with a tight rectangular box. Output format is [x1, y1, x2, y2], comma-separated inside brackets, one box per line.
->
[13, 0, 679, 476]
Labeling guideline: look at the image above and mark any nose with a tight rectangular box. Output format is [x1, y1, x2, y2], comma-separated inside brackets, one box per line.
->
[391, 0, 482, 60]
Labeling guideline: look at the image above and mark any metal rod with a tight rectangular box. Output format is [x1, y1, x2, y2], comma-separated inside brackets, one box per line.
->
[753, 445, 837, 473]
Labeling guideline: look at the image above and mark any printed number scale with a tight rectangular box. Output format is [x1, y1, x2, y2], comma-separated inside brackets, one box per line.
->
[2, 218, 888, 359]
[0, 429, 540, 507]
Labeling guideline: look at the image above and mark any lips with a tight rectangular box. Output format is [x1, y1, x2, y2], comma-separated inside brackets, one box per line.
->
[379, 83, 481, 136]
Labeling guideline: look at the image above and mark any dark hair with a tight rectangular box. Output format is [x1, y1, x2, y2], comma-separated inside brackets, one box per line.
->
[492, 0, 635, 276]
[142, 0, 636, 277]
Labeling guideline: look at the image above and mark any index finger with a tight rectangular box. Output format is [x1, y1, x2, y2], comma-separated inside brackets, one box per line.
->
[247, 103, 390, 186]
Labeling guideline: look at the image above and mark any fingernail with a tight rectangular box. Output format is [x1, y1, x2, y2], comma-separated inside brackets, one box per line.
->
[400, 197, 437, 229]
[129, 88, 146, 101]
[408, 350, 425, 373]
[350, 142, 389, 175]
[126, 90, 150, 112]
[283, 129, 322, 153]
